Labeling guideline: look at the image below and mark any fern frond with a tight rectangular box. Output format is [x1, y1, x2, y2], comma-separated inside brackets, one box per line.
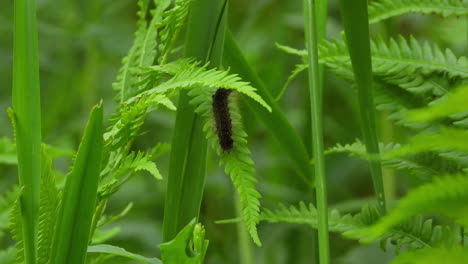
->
[356, 174, 468, 243]
[99, 151, 161, 197]
[407, 84, 468, 123]
[0, 185, 19, 231]
[327, 140, 467, 178]
[390, 246, 468, 264]
[36, 151, 60, 264]
[104, 93, 175, 151]
[320, 35, 468, 79]
[136, 61, 272, 112]
[186, 86, 263, 246]
[112, 0, 150, 102]
[137, 0, 171, 69]
[261, 202, 454, 253]
[158, 0, 193, 64]
[9, 189, 24, 263]
[368, 0, 468, 24]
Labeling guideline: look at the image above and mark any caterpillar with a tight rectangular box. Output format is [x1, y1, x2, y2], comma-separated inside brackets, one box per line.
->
[212, 88, 234, 151]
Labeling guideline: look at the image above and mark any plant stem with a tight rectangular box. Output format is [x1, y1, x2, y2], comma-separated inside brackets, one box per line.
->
[235, 194, 253, 264]
[162, 0, 228, 241]
[303, 0, 329, 264]
[12, 0, 42, 262]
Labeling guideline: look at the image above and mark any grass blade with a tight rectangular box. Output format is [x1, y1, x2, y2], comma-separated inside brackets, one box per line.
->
[162, 0, 228, 241]
[12, 0, 42, 262]
[338, 0, 386, 211]
[51, 103, 104, 264]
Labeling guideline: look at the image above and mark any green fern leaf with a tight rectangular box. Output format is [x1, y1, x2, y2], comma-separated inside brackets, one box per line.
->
[262, 202, 453, 253]
[9, 189, 24, 264]
[104, 93, 175, 151]
[158, 0, 193, 64]
[327, 140, 467, 178]
[99, 151, 161, 197]
[36, 150, 60, 264]
[356, 174, 468, 243]
[136, 60, 272, 112]
[185, 86, 263, 246]
[0, 186, 19, 232]
[368, 0, 468, 24]
[407, 84, 468, 123]
[112, 0, 150, 102]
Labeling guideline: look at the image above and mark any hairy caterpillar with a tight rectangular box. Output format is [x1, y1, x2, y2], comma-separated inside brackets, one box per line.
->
[212, 88, 234, 151]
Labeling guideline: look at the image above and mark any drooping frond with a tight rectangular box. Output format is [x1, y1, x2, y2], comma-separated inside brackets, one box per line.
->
[368, 0, 468, 24]
[135, 60, 272, 112]
[390, 246, 468, 264]
[186, 86, 263, 246]
[99, 151, 161, 198]
[261, 202, 454, 253]
[355, 174, 468, 243]
[158, 0, 193, 64]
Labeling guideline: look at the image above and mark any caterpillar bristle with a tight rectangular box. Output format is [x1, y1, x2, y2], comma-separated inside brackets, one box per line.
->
[212, 88, 234, 151]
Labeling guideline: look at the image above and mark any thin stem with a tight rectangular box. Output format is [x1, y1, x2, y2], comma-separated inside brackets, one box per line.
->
[303, 0, 329, 264]
[235, 194, 253, 264]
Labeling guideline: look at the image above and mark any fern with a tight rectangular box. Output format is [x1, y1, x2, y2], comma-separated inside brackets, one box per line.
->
[327, 140, 467, 178]
[0, 186, 19, 231]
[355, 174, 468, 243]
[188, 87, 263, 246]
[9, 189, 24, 263]
[112, 0, 151, 102]
[261, 202, 453, 253]
[104, 93, 175, 151]
[158, 0, 193, 64]
[36, 151, 60, 264]
[135, 60, 272, 112]
[99, 151, 161, 198]
[368, 0, 468, 24]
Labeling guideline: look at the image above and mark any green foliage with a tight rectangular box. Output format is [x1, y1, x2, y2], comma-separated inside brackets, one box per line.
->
[87, 244, 162, 264]
[99, 151, 161, 198]
[261, 202, 453, 253]
[0, 186, 19, 232]
[9, 189, 24, 264]
[36, 150, 60, 264]
[389, 246, 468, 264]
[0, 137, 16, 165]
[355, 174, 468, 243]
[159, 219, 209, 264]
[0, 247, 16, 264]
[368, 0, 468, 24]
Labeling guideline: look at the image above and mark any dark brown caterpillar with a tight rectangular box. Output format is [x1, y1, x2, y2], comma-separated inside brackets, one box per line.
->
[212, 88, 234, 151]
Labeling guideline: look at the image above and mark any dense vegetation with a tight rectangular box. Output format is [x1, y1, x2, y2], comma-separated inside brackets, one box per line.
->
[0, 0, 467, 263]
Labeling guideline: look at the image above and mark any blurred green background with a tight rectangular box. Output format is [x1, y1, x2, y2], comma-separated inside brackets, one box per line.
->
[0, 0, 466, 263]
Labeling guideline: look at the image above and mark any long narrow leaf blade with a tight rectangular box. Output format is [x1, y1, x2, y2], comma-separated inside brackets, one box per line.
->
[51, 103, 104, 264]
